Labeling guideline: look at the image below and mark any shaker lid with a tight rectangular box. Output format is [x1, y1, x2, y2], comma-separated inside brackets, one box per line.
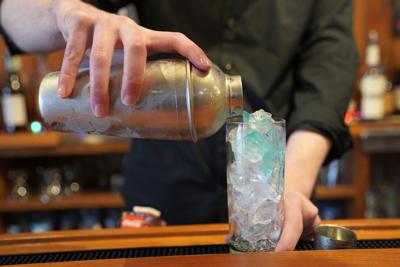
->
[228, 75, 243, 117]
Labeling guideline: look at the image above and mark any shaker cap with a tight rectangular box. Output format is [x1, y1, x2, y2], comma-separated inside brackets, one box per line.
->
[228, 75, 243, 117]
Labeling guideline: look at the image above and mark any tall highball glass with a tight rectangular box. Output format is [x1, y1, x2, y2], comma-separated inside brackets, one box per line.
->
[226, 115, 285, 252]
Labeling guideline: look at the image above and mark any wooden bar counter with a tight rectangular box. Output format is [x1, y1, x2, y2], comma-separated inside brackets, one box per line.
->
[1, 219, 400, 266]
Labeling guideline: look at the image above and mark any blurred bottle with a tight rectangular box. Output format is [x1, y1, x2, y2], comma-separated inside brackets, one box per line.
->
[79, 209, 102, 229]
[59, 210, 80, 230]
[62, 164, 81, 196]
[30, 212, 54, 233]
[110, 173, 124, 193]
[1, 54, 29, 133]
[7, 169, 30, 201]
[37, 167, 63, 203]
[317, 200, 344, 220]
[6, 213, 29, 234]
[365, 189, 379, 218]
[360, 30, 388, 121]
[103, 208, 122, 228]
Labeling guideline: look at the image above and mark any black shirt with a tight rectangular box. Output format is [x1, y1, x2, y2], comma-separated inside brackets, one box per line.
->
[88, 0, 359, 224]
[88, 0, 359, 160]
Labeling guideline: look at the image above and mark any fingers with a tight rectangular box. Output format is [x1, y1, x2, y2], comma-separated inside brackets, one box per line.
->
[120, 25, 147, 105]
[57, 4, 211, 117]
[145, 29, 212, 71]
[58, 13, 90, 98]
[275, 192, 320, 252]
[90, 17, 116, 117]
[275, 196, 303, 252]
[302, 203, 321, 239]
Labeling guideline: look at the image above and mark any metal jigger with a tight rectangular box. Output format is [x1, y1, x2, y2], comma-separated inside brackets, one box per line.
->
[314, 224, 357, 250]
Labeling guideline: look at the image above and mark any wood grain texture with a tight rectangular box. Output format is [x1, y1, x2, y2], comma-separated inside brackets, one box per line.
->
[315, 185, 356, 200]
[0, 220, 400, 256]
[0, 132, 130, 158]
[0, 224, 229, 255]
[0, 192, 125, 212]
[14, 249, 400, 267]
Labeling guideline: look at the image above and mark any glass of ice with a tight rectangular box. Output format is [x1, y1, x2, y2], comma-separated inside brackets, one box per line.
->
[226, 110, 285, 252]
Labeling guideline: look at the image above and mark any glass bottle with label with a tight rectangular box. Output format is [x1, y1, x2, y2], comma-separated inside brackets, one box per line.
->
[1, 55, 29, 133]
[360, 30, 387, 121]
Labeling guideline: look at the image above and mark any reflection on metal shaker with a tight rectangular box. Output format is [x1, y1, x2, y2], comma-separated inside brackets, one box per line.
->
[38, 59, 243, 141]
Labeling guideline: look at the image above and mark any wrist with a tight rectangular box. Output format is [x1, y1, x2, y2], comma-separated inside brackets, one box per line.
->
[284, 190, 306, 197]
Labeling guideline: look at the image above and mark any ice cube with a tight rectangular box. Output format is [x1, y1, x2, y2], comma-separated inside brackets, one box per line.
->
[227, 109, 285, 251]
[252, 200, 277, 225]
[243, 110, 251, 122]
[248, 109, 275, 135]
[250, 109, 272, 122]
[243, 131, 270, 159]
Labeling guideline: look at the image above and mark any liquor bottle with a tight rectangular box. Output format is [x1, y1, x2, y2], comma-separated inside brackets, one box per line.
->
[360, 30, 388, 121]
[1, 55, 29, 133]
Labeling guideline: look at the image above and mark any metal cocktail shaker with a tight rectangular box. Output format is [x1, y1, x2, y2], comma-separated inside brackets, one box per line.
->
[38, 59, 243, 141]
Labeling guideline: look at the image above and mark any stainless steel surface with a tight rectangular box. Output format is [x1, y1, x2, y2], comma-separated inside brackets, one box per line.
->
[39, 59, 243, 141]
[315, 224, 357, 250]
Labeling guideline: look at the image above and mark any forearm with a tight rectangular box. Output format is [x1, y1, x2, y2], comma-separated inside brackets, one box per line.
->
[0, 0, 64, 53]
[285, 130, 331, 198]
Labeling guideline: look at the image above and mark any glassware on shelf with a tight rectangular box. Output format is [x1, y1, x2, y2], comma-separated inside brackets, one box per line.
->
[59, 210, 80, 230]
[29, 212, 54, 233]
[7, 169, 30, 201]
[103, 208, 122, 228]
[79, 209, 102, 229]
[5, 213, 29, 234]
[37, 167, 63, 203]
[317, 200, 345, 220]
[62, 164, 81, 196]
[110, 173, 124, 193]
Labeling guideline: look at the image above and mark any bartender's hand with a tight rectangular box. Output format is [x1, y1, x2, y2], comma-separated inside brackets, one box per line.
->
[275, 191, 320, 251]
[275, 130, 330, 251]
[52, 0, 211, 117]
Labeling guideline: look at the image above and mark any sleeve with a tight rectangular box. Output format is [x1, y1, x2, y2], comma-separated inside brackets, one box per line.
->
[0, 0, 24, 54]
[0, 24, 24, 55]
[0, 0, 132, 55]
[287, 0, 359, 161]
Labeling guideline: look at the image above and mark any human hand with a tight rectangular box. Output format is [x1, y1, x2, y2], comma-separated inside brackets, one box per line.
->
[275, 191, 321, 251]
[52, 0, 211, 117]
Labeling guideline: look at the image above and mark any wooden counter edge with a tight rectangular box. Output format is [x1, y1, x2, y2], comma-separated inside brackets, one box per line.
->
[13, 248, 400, 267]
[0, 219, 400, 256]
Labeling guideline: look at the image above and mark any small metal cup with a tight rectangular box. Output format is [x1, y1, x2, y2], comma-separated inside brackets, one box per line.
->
[314, 224, 357, 250]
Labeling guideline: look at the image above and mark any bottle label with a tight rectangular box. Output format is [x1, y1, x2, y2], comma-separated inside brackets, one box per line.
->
[361, 96, 385, 120]
[1, 94, 28, 126]
[361, 74, 387, 96]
